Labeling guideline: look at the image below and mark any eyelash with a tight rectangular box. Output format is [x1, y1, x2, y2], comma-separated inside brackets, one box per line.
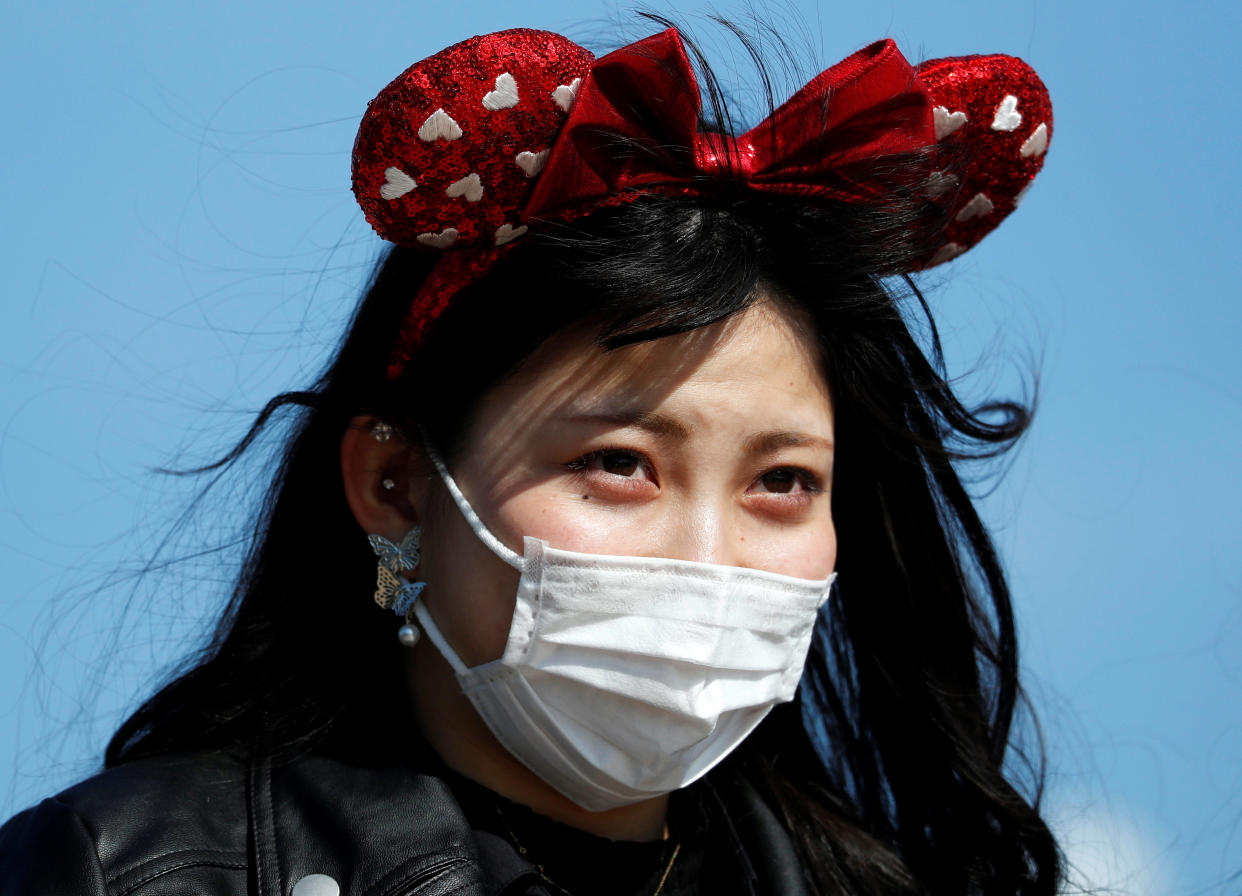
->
[564, 447, 824, 496]
[757, 467, 824, 496]
[565, 447, 652, 484]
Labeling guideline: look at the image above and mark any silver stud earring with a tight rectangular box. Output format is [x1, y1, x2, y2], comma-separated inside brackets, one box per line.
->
[381, 478, 396, 490]
[370, 420, 395, 442]
[369, 527, 426, 647]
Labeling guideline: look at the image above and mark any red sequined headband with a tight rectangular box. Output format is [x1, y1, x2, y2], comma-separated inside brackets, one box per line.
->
[352, 28, 1052, 377]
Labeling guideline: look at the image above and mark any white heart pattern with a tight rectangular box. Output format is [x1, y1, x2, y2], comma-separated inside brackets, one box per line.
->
[379, 167, 417, 200]
[482, 72, 519, 110]
[929, 242, 967, 265]
[991, 95, 1022, 132]
[955, 192, 995, 222]
[1020, 122, 1049, 158]
[416, 228, 458, 249]
[445, 173, 484, 202]
[494, 223, 528, 246]
[933, 106, 968, 140]
[515, 149, 549, 178]
[552, 78, 581, 113]
[924, 170, 958, 199]
[418, 109, 463, 142]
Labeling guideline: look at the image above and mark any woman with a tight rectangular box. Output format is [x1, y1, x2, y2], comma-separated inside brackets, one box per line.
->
[0, 24, 1058, 896]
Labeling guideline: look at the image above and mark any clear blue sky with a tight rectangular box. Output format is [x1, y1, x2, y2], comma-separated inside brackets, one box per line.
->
[2, 2, 1239, 893]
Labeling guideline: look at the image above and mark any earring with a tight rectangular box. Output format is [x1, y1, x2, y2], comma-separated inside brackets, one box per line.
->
[369, 527, 426, 647]
[381, 478, 396, 490]
[370, 420, 395, 442]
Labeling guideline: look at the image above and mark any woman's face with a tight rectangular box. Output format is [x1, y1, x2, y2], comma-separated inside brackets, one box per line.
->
[413, 296, 837, 668]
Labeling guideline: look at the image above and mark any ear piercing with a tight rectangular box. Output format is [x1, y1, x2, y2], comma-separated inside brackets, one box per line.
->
[365, 420, 423, 645]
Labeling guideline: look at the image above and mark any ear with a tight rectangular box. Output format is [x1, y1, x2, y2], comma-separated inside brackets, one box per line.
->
[341, 414, 430, 542]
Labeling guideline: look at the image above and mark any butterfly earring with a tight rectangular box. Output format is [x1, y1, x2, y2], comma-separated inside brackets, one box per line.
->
[368, 528, 427, 646]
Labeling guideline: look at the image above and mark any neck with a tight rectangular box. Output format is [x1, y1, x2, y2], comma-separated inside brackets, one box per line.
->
[405, 638, 669, 841]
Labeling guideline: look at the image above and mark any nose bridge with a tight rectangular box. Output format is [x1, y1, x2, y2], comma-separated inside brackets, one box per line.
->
[665, 494, 741, 567]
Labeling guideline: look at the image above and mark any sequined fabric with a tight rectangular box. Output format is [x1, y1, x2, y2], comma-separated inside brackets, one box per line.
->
[916, 53, 1053, 265]
[353, 29, 593, 248]
[351, 28, 1052, 376]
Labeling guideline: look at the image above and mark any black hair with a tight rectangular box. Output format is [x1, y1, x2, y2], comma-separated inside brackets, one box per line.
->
[105, 24, 1061, 896]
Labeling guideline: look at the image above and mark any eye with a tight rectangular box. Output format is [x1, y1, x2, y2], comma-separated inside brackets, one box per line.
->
[760, 469, 796, 494]
[593, 449, 642, 477]
[752, 467, 822, 496]
[566, 448, 654, 483]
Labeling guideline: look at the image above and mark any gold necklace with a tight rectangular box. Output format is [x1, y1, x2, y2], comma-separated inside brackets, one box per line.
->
[651, 841, 682, 896]
[493, 803, 681, 896]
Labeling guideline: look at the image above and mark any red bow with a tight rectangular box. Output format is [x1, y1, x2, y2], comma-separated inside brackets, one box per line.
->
[526, 30, 937, 220]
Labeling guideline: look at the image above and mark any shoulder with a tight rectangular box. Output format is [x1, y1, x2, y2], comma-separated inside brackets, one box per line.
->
[0, 750, 249, 895]
[0, 749, 489, 896]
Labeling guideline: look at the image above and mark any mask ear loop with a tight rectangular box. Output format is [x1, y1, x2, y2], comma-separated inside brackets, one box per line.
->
[411, 600, 471, 675]
[415, 429, 525, 673]
[419, 428, 525, 571]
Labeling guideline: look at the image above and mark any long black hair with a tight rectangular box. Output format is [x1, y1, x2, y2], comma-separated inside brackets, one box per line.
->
[106, 24, 1061, 896]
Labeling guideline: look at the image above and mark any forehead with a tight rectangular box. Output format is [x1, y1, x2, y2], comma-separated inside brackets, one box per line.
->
[467, 299, 834, 443]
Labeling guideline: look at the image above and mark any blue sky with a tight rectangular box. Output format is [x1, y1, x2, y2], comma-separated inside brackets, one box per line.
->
[2, 2, 1239, 893]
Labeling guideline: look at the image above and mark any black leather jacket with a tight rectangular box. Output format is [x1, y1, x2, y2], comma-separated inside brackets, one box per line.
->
[0, 749, 810, 895]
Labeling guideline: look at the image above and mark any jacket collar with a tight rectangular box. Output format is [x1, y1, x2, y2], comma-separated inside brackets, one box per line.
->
[248, 751, 809, 896]
[248, 751, 489, 896]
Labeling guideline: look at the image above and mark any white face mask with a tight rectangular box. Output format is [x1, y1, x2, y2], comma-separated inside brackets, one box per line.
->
[415, 444, 835, 812]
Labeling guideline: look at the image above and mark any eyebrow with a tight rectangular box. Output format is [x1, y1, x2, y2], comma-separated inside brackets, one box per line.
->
[742, 430, 834, 456]
[562, 411, 833, 455]
[564, 410, 689, 441]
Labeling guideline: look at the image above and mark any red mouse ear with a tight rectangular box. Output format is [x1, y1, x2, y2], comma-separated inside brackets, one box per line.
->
[915, 53, 1052, 267]
[352, 29, 594, 250]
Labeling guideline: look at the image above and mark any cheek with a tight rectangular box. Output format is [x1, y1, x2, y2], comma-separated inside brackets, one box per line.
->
[420, 494, 522, 666]
[757, 520, 837, 580]
[493, 487, 649, 555]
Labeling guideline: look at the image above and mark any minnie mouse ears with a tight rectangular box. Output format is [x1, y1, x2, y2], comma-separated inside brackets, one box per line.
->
[353, 30, 592, 251]
[352, 28, 1052, 369]
[915, 53, 1052, 265]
